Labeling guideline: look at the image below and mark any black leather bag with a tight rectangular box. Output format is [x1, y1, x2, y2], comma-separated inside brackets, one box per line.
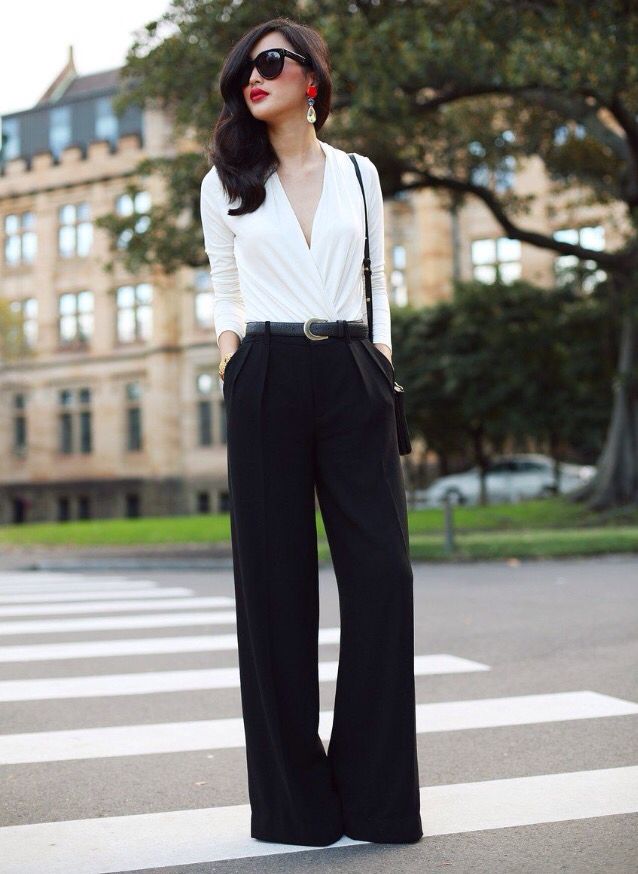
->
[348, 154, 412, 455]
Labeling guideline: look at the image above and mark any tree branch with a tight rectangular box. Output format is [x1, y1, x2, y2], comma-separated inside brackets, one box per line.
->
[609, 95, 638, 202]
[401, 167, 637, 270]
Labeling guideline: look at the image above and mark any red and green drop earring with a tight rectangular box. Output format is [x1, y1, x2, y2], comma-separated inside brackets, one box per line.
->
[306, 84, 318, 123]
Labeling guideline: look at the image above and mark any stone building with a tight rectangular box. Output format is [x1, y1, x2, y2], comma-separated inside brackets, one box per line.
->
[0, 51, 620, 524]
[1, 50, 230, 524]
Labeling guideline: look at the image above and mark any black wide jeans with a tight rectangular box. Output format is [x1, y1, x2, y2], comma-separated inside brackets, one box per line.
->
[223, 321, 423, 847]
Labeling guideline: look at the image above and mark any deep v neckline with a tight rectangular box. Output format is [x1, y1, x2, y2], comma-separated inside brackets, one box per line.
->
[273, 140, 329, 253]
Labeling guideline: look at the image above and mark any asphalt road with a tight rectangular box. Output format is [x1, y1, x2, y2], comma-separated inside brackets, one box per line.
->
[0, 555, 636, 873]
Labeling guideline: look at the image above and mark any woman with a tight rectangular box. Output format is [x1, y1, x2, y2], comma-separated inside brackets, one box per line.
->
[200, 16, 422, 848]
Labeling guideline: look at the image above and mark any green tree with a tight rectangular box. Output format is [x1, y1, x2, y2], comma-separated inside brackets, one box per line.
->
[402, 280, 615, 501]
[103, 0, 638, 508]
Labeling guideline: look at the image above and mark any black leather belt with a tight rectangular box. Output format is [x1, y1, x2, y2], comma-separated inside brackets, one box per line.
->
[245, 318, 369, 340]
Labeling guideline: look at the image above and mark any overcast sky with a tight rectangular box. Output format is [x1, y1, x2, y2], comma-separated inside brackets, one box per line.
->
[1, 0, 171, 116]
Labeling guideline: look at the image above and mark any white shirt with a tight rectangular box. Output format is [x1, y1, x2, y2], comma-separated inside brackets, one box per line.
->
[199, 139, 392, 351]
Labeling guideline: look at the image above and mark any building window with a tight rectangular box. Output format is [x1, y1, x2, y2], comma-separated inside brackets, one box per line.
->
[79, 400, 92, 454]
[95, 96, 118, 144]
[59, 411, 73, 453]
[197, 491, 211, 513]
[469, 133, 516, 193]
[58, 290, 94, 345]
[194, 270, 214, 328]
[115, 190, 151, 249]
[4, 211, 36, 266]
[57, 496, 71, 522]
[125, 381, 143, 451]
[49, 105, 72, 159]
[1, 117, 21, 161]
[57, 387, 92, 454]
[471, 237, 522, 284]
[390, 244, 408, 306]
[125, 492, 141, 518]
[116, 283, 153, 343]
[13, 393, 27, 455]
[58, 202, 93, 257]
[196, 372, 213, 446]
[393, 245, 406, 270]
[553, 226, 606, 293]
[78, 495, 91, 520]
[9, 298, 38, 350]
[12, 497, 28, 524]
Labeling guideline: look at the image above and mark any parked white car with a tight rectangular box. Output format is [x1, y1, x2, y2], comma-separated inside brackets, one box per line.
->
[414, 453, 596, 507]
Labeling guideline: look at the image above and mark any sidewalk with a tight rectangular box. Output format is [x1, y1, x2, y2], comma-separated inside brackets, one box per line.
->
[0, 542, 235, 572]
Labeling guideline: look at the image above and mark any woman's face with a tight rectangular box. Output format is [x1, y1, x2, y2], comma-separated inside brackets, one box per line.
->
[242, 33, 313, 122]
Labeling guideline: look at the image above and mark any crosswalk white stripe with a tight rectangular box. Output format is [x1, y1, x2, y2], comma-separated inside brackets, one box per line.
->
[0, 625, 483, 666]
[0, 596, 236, 618]
[1, 766, 636, 872]
[0, 573, 133, 582]
[0, 588, 197, 605]
[0, 580, 162, 598]
[0, 611, 237, 635]
[0, 631, 334, 662]
[413, 689, 638, 729]
[0, 655, 487, 701]
[0, 574, 159, 587]
[0, 691, 634, 764]
[424, 765, 638, 834]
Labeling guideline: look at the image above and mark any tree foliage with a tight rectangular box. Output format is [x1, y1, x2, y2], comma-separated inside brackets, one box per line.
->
[398, 278, 617, 477]
[105, 0, 637, 269]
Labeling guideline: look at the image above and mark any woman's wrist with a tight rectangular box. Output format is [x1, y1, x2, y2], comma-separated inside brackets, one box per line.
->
[374, 342, 392, 362]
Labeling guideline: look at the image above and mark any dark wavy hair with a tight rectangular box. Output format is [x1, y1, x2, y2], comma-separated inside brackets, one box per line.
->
[205, 17, 332, 216]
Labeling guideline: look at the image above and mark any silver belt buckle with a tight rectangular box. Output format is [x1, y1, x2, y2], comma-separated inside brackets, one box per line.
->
[303, 317, 330, 340]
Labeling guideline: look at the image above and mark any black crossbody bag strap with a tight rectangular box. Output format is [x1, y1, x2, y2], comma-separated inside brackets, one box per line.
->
[347, 153, 373, 341]
[346, 152, 412, 456]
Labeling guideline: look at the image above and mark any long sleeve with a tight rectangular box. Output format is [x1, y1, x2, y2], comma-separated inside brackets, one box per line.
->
[199, 168, 246, 343]
[362, 157, 392, 351]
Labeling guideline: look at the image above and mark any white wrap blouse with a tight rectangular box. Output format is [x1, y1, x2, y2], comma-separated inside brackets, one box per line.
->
[199, 139, 392, 350]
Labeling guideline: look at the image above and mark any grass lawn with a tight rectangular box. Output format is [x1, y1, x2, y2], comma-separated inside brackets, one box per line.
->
[1, 496, 636, 561]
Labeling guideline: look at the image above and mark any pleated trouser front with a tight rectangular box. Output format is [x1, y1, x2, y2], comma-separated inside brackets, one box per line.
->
[223, 321, 423, 847]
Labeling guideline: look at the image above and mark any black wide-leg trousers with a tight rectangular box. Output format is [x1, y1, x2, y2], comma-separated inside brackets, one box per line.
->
[223, 321, 423, 847]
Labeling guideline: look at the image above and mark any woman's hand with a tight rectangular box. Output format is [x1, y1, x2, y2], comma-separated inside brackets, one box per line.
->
[219, 330, 241, 358]
[374, 342, 392, 364]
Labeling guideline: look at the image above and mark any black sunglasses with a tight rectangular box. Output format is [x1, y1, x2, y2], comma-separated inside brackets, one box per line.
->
[239, 48, 312, 87]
